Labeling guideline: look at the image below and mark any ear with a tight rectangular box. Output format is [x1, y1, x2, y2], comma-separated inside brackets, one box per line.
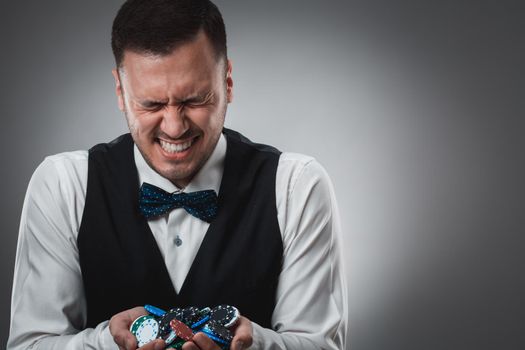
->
[226, 59, 233, 103]
[112, 68, 125, 111]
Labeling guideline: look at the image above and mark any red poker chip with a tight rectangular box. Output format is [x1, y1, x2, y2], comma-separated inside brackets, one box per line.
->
[170, 319, 194, 341]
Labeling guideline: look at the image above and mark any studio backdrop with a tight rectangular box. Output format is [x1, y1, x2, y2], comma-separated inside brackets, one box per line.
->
[1, 1, 524, 349]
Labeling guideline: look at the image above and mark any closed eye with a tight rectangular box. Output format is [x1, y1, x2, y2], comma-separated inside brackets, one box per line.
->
[184, 92, 214, 107]
[185, 100, 207, 107]
[139, 101, 165, 111]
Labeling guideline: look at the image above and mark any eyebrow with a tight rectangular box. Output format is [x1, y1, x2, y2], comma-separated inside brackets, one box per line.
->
[177, 91, 214, 104]
[138, 91, 213, 107]
[138, 99, 168, 107]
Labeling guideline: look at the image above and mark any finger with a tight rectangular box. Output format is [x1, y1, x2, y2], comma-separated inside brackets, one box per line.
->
[110, 306, 147, 349]
[114, 306, 147, 328]
[138, 338, 166, 350]
[182, 340, 200, 350]
[192, 332, 222, 350]
[231, 316, 253, 350]
[112, 328, 136, 350]
[230, 340, 246, 350]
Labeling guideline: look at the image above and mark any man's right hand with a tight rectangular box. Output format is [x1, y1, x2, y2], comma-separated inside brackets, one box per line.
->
[109, 306, 166, 350]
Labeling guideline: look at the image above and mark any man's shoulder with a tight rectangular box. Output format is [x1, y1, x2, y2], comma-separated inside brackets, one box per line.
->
[279, 152, 316, 167]
[30, 150, 89, 189]
[41, 135, 131, 167]
[24, 150, 89, 212]
[43, 150, 89, 170]
[278, 152, 325, 179]
[45, 149, 89, 162]
[277, 152, 333, 196]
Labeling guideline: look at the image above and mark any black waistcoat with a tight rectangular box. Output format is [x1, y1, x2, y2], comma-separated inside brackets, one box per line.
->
[77, 128, 283, 329]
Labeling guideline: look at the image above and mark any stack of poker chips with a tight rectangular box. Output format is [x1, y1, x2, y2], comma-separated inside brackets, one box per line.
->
[130, 304, 240, 349]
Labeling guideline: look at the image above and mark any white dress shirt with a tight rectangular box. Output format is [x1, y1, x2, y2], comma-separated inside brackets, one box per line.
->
[8, 133, 347, 350]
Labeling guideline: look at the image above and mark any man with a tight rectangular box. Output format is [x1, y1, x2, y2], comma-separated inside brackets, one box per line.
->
[8, 0, 347, 349]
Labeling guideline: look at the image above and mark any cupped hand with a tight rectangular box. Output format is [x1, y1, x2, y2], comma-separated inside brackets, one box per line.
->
[229, 316, 253, 350]
[182, 315, 253, 350]
[109, 306, 166, 350]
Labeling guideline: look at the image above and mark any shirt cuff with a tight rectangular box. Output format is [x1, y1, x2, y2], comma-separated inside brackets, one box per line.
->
[247, 321, 265, 350]
[100, 321, 119, 350]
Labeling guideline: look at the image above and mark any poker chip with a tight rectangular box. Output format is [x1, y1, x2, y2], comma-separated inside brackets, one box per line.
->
[209, 305, 240, 328]
[170, 319, 194, 341]
[199, 307, 211, 315]
[191, 314, 210, 329]
[132, 304, 240, 349]
[162, 330, 177, 345]
[130, 315, 159, 347]
[158, 308, 183, 337]
[189, 306, 212, 329]
[202, 320, 233, 344]
[180, 306, 201, 324]
[145, 304, 167, 317]
[202, 330, 229, 345]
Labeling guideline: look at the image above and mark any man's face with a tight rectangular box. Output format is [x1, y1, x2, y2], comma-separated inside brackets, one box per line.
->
[112, 31, 233, 188]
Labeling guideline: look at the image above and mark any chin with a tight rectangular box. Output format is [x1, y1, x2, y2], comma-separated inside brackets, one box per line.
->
[160, 166, 195, 185]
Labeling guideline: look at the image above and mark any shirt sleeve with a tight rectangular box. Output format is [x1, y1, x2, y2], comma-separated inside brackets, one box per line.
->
[7, 154, 119, 350]
[249, 155, 348, 350]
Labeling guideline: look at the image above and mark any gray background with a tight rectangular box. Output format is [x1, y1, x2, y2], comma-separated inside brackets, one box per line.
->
[1, 0, 524, 349]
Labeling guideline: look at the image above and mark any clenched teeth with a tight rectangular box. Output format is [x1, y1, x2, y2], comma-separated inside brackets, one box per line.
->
[159, 139, 193, 153]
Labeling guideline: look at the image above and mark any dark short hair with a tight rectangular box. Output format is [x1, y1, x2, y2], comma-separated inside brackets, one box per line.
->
[111, 0, 227, 68]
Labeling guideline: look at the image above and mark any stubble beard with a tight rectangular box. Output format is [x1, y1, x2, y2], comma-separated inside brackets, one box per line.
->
[124, 99, 228, 187]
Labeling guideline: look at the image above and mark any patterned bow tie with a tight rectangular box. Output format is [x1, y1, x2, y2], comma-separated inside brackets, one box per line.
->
[139, 182, 218, 222]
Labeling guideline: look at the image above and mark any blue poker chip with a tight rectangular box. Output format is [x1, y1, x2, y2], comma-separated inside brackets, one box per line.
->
[191, 315, 210, 329]
[202, 320, 233, 344]
[145, 304, 167, 317]
[202, 330, 229, 345]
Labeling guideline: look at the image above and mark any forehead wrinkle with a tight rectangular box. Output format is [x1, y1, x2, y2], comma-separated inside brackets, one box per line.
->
[119, 32, 223, 104]
[139, 65, 213, 102]
[174, 87, 214, 102]
[122, 69, 215, 106]
[134, 87, 213, 107]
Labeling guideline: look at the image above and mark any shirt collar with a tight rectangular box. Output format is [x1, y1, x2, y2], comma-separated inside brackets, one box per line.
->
[134, 133, 226, 194]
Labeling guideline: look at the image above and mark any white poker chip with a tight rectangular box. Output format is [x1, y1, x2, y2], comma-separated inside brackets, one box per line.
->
[130, 315, 159, 347]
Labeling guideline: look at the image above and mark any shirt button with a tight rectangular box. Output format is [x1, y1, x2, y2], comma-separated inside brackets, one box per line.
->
[175, 235, 183, 247]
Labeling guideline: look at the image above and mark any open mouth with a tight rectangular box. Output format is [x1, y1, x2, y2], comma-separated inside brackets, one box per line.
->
[158, 137, 196, 154]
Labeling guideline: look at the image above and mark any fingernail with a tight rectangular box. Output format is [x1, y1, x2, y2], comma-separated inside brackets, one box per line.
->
[236, 340, 245, 350]
[154, 340, 165, 350]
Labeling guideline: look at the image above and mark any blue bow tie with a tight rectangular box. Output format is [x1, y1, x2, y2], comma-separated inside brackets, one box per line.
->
[138, 182, 218, 223]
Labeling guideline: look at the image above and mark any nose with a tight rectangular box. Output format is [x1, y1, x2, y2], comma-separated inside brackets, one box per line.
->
[161, 105, 189, 139]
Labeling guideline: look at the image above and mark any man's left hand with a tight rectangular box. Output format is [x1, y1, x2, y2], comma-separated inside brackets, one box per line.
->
[182, 315, 253, 350]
